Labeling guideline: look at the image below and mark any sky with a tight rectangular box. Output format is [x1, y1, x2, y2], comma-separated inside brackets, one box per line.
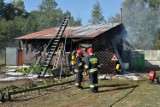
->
[4, 0, 124, 25]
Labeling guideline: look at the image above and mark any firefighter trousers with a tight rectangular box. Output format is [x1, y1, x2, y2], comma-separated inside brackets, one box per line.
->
[75, 71, 83, 88]
[89, 71, 98, 92]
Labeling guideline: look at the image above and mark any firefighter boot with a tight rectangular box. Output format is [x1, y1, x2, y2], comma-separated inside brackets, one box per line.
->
[95, 86, 98, 93]
[89, 87, 95, 93]
[78, 86, 83, 90]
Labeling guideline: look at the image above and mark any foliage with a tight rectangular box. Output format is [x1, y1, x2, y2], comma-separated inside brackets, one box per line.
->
[15, 64, 42, 74]
[145, 0, 160, 10]
[89, 1, 106, 25]
[64, 10, 82, 26]
[11, 0, 25, 11]
[31, 64, 42, 74]
[108, 13, 121, 23]
[0, 0, 82, 50]
[15, 67, 29, 74]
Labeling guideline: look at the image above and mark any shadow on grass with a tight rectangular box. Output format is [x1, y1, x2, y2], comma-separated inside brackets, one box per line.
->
[108, 81, 140, 107]
[99, 83, 129, 88]
[98, 84, 139, 93]
[82, 83, 129, 90]
[9, 87, 72, 102]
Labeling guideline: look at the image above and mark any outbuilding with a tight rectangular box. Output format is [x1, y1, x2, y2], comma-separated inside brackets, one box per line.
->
[16, 23, 127, 74]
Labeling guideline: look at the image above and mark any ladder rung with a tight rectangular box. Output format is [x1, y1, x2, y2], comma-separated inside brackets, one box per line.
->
[56, 37, 60, 39]
[44, 65, 48, 67]
[58, 32, 63, 35]
[45, 60, 49, 63]
[45, 58, 50, 61]
[53, 66, 57, 69]
[45, 61, 50, 64]
[46, 57, 51, 59]
[46, 55, 51, 58]
[50, 53, 56, 55]
[52, 45, 56, 47]
[58, 31, 62, 34]
[48, 51, 54, 54]
[47, 54, 52, 56]
[38, 17, 69, 77]
[56, 36, 60, 38]
[50, 49, 55, 51]
[55, 36, 60, 39]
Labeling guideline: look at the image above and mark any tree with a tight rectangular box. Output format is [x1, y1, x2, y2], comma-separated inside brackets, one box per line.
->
[0, 0, 28, 20]
[38, 0, 58, 29]
[146, 0, 160, 10]
[64, 10, 82, 26]
[11, 0, 29, 18]
[0, 0, 82, 50]
[89, 1, 106, 25]
[0, 0, 4, 16]
[108, 13, 121, 23]
[0, 18, 8, 49]
[11, 0, 25, 11]
[74, 17, 82, 26]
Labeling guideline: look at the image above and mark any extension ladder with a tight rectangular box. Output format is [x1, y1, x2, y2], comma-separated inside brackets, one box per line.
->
[39, 17, 70, 77]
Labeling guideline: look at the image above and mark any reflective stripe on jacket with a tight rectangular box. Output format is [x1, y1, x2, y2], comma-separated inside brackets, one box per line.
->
[89, 68, 98, 73]
[85, 54, 100, 72]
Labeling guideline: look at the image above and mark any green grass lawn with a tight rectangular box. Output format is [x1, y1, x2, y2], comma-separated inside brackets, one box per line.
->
[1, 77, 160, 107]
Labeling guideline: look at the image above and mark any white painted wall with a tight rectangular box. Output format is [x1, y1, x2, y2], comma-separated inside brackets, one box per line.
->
[144, 50, 160, 68]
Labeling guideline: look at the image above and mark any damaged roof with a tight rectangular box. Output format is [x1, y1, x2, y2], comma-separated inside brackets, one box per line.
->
[16, 23, 121, 40]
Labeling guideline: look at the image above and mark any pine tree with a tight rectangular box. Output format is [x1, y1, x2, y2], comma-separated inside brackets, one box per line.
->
[89, 1, 106, 25]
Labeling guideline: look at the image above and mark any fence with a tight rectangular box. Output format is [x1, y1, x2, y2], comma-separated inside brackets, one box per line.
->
[95, 50, 116, 74]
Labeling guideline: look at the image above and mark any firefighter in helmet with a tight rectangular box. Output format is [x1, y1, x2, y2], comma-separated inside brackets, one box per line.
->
[85, 48, 100, 93]
[74, 49, 84, 90]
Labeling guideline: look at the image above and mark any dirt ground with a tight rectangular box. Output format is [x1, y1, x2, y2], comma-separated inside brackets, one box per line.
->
[0, 73, 160, 107]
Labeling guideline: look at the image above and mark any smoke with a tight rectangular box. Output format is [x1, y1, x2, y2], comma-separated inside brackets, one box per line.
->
[122, 1, 160, 49]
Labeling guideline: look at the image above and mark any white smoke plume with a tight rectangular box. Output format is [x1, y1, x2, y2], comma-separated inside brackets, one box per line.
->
[122, 1, 160, 49]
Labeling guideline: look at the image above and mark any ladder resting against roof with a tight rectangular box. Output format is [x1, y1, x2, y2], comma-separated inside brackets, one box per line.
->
[52, 42, 64, 69]
[111, 39, 126, 74]
[38, 17, 70, 77]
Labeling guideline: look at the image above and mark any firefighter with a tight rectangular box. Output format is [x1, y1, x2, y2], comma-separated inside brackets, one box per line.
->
[85, 48, 100, 93]
[74, 49, 84, 90]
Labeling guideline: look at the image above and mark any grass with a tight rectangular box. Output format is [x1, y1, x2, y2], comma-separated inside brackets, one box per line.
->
[1, 76, 160, 107]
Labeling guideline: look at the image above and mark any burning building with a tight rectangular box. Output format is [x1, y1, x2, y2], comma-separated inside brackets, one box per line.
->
[15, 23, 127, 74]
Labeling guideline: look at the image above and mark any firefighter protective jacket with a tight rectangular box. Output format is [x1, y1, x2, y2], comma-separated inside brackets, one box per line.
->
[74, 55, 83, 72]
[85, 54, 100, 73]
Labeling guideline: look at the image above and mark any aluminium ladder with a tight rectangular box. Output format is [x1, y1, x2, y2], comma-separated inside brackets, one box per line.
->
[52, 42, 64, 69]
[39, 17, 70, 77]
